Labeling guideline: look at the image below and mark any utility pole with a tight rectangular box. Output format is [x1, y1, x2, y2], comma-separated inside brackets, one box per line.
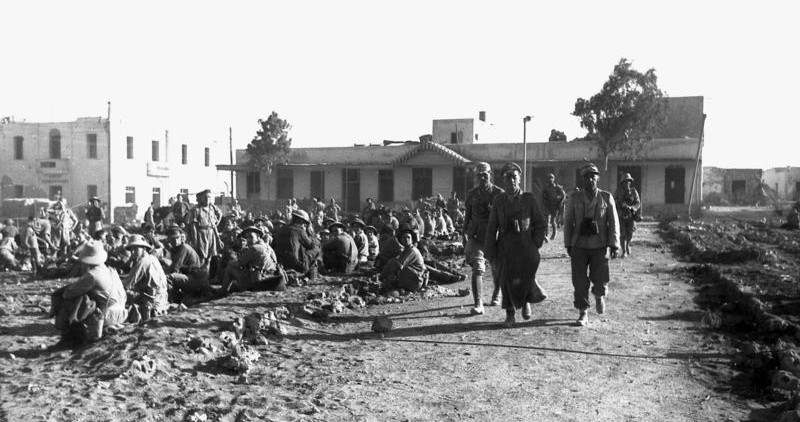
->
[687, 114, 707, 219]
[523, 116, 532, 191]
[229, 127, 235, 198]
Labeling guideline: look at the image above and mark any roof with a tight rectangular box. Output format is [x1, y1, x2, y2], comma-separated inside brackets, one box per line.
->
[391, 140, 472, 166]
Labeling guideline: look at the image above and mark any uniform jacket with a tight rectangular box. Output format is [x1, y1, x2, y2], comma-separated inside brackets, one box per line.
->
[563, 189, 621, 250]
[464, 184, 504, 244]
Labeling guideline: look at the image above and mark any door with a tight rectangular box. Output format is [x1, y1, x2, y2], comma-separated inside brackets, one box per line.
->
[412, 168, 433, 200]
[731, 180, 746, 204]
[342, 168, 360, 213]
[795, 181, 800, 201]
[665, 166, 685, 204]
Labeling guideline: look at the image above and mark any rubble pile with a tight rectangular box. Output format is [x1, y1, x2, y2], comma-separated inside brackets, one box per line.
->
[664, 216, 800, 413]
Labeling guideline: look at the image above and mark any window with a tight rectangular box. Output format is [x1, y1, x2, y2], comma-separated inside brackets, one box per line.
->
[87, 133, 98, 159]
[87, 185, 98, 201]
[181, 144, 188, 165]
[449, 131, 463, 144]
[412, 168, 433, 200]
[40, 161, 56, 168]
[204, 147, 210, 167]
[246, 172, 261, 198]
[276, 168, 293, 199]
[13, 136, 23, 160]
[49, 186, 62, 200]
[310, 171, 325, 200]
[126, 136, 134, 159]
[152, 187, 161, 207]
[49, 129, 61, 159]
[13, 185, 24, 198]
[378, 169, 394, 202]
[125, 186, 136, 204]
[151, 140, 159, 162]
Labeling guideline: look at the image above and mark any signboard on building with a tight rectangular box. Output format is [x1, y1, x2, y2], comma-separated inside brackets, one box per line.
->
[147, 162, 171, 177]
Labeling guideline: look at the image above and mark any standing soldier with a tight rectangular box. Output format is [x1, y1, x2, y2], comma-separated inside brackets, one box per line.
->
[463, 162, 504, 315]
[52, 198, 78, 257]
[185, 189, 222, 267]
[171, 194, 189, 228]
[485, 162, 548, 327]
[85, 197, 106, 236]
[541, 173, 566, 241]
[615, 173, 641, 258]
[563, 163, 620, 327]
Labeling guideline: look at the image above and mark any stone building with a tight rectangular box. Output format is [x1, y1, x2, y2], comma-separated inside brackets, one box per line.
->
[221, 97, 705, 215]
[0, 115, 226, 221]
[763, 167, 800, 201]
[702, 167, 764, 205]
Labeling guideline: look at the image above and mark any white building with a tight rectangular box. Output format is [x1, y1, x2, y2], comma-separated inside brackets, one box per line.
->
[0, 113, 227, 222]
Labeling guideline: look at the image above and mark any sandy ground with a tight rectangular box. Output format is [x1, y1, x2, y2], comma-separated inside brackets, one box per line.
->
[0, 223, 751, 421]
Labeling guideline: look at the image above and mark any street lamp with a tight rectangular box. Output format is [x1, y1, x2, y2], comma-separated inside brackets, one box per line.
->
[523, 115, 532, 191]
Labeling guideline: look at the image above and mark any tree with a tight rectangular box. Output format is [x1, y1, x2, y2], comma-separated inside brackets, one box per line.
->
[572, 58, 665, 170]
[246, 111, 292, 174]
[548, 129, 567, 142]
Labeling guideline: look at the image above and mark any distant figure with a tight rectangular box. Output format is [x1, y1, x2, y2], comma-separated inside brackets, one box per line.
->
[123, 234, 169, 322]
[541, 173, 566, 241]
[615, 173, 642, 258]
[185, 189, 222, 266]
[781, 202, 800, 230]
[171, 194, 189, 227]
[85, 197, 106, 236]
[380, 226, 427, 292]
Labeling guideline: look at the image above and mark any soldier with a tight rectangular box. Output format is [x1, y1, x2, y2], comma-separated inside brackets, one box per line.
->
[485, 162, 548, 327]
[85, 197, 106, 236]
[563, 163, 620, 327]
[541, 173, 566, 241]
[322, 221, 359, 274]
[273, 209, 320, 279]
[350, 218, 368, 263]
[463, 162, 504, 315]
[222, 226, 282, 292]
[171, 194, 189, 227]
[123, 234, 169, 322]
[163, 226, 208, 296]
[185, 189, 222, 266]
[615, 173, 641, 257]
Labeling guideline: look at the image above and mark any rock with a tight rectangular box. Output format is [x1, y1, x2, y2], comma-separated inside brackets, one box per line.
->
[273, 306, 291, 320]
[219, 331, 239, 347]
[129, 356, 159, 379]
[773, 370, 800, 391]
[218, 344, 260, 374]
[372, 316, 393, 333]
[187, 337, 209, 351]
[331, 300, 345, 314]
[780, 350, 800, 376]
[387, 290, 400, 298]
[457, 288, 470, 297]
[349, 296, 366, 308]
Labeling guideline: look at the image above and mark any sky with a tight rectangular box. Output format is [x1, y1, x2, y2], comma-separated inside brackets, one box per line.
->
[2, 1, 798, 169]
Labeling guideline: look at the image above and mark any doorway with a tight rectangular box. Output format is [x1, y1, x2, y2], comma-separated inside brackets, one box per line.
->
[342, 168, 360, 213]
[665, 166, 685, 204]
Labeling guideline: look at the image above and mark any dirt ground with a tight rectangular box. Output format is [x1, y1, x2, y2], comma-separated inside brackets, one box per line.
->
[0, 222, 752, 421]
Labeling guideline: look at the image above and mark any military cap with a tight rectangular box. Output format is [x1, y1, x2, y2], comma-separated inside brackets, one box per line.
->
[580, 163, 600, 177]
[501, 162, 522, 176]
[474, 162, 492, 174]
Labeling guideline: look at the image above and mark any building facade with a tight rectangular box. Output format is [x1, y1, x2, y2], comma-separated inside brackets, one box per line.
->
[763, 167, 800, 201]
[0, 116, 226, 221]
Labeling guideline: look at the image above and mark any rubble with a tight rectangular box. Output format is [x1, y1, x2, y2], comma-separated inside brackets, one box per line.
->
[217, 343, 260, 374]
[371, 316, 393, 333]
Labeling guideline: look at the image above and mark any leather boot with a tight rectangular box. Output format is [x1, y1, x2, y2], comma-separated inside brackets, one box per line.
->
[470, 273, 483, 313]
[503, 309, 515, 328]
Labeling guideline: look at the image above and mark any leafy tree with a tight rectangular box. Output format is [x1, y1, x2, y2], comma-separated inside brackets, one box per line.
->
[246, 111, 292, 174]
[572, 58, 665, 170]
[548, 129, 567, 142]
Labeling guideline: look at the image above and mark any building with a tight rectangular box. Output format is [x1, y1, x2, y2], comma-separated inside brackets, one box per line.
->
[763, 167, 800, 201]
[703, 167, 764, 205]
[0, 114, 226, 221]
[220, 97, 705, 215]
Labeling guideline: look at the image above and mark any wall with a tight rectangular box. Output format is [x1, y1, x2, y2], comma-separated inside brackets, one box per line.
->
[432, 119, 474, 145]
[763, 167, 800, 201]
[0, 118, 110, 216]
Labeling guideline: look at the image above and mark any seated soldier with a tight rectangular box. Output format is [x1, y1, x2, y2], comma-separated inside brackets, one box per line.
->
[0, 230, 20, 271]
[140, 223, 165, 259]
[351, 218, 368, 263]
[374, 225, 402, 270]
[381, 226, 428, 292]
[273, 210, 320, 279]
[222, 226, 283, 293]
[782, 204, 800, 230]
[123, 234, 169, 322]
[365, 225, 380, 261]
[50, 240, 127, 344]
[162, 226, 209, 296]
[322, 221, 359, 274]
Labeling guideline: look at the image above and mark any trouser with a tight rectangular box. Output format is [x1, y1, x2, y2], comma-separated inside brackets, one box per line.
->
[570, 247, 609, 310]
[0, 249, 18, 270]
[620, 219, 635, 242]
[546, 213, 558, 238]
[465, 238, 500, 303]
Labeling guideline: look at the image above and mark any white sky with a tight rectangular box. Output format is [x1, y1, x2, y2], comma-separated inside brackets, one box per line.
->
[2, 1, 798, 169]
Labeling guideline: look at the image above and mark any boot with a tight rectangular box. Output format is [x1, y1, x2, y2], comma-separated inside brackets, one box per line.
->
[503, 309, 515, 328]
[522, 303, 532, 320]
[595, 295, 606, 314]
[470, 273, 483, 312]
[576, 309, 589, 327]
[490, 286, 501, 306]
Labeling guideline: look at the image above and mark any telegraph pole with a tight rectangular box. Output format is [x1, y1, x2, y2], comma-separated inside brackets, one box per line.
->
[229, 127, 235, 198]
